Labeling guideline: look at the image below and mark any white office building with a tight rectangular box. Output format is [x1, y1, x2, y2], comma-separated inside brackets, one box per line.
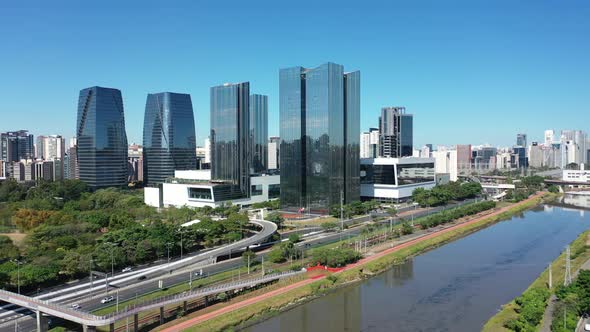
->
[360, 157, 436, 203]
[144, 170, 280, 208]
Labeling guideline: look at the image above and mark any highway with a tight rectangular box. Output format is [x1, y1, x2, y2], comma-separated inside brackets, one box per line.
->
[0, 198, 480, 331]
[0, 218, 277, 331]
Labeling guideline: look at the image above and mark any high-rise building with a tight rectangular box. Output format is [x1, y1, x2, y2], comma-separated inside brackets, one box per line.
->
[143, 92, 197, 186]
[544, 130, 555, 146]
[1, 130, 34, 162]
[268, 136, 280, 170]
[249, 94, 268, 174]
[66, 138, 78, 179]
[360, 128, 379, 158]
[379, 107, 413, 158]
[76, 86, 128, 188]
[516, 133, 527, 148]
[528, 142, 543, 168]
[210, 82, 251, 198]
[279, 62, 360, 212]
[456, 144, 472, 173]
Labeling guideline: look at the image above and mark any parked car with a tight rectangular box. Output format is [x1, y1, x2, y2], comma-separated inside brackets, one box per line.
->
[70, 303, 81, 310]
[100, 296, 114, 304]
[122, 267, 133, 273]
[584, 322, 590, 331]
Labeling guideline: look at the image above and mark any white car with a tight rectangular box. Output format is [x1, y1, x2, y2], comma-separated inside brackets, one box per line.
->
[70, 303, 81, 310]
[122, 267, 133, 273]
[584, 322, 590, 331]
[100, 296, 114, 304]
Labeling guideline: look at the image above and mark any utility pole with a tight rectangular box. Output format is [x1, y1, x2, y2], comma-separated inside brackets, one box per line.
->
[247, 254, 250, 275]
[13, 259, 22, 295]
[166, 242, 173, 268]
[261, 256, 265, 276]
[89, 258, 94, 299]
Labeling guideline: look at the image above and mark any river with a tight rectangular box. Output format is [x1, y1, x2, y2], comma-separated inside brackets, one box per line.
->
[244, 199, 590, 332]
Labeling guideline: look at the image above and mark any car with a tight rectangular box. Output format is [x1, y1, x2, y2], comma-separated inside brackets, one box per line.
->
[584, 322, 590, 331]
[100, 296, 114, 304]
[122, 267, 133, 273]
[137, 275, 146, 281]
[70, 303, 81, 310]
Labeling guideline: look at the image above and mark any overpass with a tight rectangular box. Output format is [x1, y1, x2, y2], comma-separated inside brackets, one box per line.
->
[0, 217, 278, 330]
[0, 270, 302, 332]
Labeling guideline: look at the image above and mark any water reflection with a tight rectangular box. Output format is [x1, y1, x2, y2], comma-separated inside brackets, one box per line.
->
[244, 205, 590, 332]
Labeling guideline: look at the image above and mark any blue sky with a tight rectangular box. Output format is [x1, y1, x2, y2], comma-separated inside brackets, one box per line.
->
[1, 0, 589, 147]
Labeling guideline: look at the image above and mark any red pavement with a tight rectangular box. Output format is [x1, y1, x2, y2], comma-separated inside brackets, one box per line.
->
[161, 193, 544, 332]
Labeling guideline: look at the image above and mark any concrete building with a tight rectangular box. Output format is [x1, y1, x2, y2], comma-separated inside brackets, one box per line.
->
[360, 157, 435, 203]
[563, 164, 589, 183]
[528, 142, 543, 168]
[456, 144, 472, 175]
[432, 149, 458, 181]
[360, 128, 379, 158]
[268, 136, 280, 170]
[144, 170, 280, 208]
[544, 130, 555, 146]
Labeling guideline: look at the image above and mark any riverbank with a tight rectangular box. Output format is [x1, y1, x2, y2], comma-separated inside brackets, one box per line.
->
[483, 228, 590, 332]
[158, 192, 551, 332]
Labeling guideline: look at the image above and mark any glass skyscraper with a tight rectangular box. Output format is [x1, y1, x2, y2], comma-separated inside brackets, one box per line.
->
[210, 82, 250, 198]
[279, 62, 360, 213]
[1, 130, 34, 162]
[143, 92, 197, 186]
[76, 86, 128, 188]
[249, 94, 268, 174]
[379, 107, 413, 158]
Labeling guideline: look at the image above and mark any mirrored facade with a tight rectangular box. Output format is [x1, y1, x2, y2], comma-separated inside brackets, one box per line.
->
[143, 92, 197, 186]
[210, 82, 250, 197]
[280, 63, 360, 213]
[76, 86, 128, 188]
[250, 94, 268, 174]
[379, 107, 413, 158]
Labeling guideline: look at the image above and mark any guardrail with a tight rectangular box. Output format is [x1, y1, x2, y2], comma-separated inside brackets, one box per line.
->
[0, 270, 303, 327]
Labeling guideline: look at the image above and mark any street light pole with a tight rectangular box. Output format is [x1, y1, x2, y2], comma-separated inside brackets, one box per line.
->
[14, 259, 21, 294]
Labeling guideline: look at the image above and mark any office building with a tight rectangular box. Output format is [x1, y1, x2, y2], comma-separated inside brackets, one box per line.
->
[76, 86, 128, 188]
[473, 146, 497, 170]
[144, 170, 280, 209]
[456, 144, 472, 174]
[379, 107, 413, 158]
[279, 62, 360, 213]
[36, 135, 65, 161]
[432, 149, 458, 181]
[210, 82, 251, 198]
[516, 133, 527, 148]
[528, 142, 543, 168]
[360, 128, 379, 158]
[360, 157, 436, 203]
[250, 94, 268, 174]
[143, 92, 197, 186]
[1, 130, 34, 162]
[545, 130, 555, 146]
[268, 136, 280, 170]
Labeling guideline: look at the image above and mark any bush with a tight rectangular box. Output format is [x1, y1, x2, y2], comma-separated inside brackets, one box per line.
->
[419, 201, 496, 230]
[311, 247, 360, 267]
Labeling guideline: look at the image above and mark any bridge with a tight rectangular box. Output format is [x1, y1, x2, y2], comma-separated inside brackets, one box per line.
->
[0, 216, 278, 331]
[0, 270, 303, 332]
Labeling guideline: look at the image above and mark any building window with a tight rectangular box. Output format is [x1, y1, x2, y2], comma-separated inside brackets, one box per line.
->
[188, 187, 212, 200]
[396, 163, 435, 185]
[251, 184, 263, 196]
[360, 164, 396, 185]
[268, 184, 280, 199]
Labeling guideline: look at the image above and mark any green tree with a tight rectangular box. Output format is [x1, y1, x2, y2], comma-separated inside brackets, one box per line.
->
[267, 212, 284, 229]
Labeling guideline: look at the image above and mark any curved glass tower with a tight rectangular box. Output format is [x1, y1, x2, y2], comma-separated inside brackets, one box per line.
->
[143, 92, 197, 186]
[76, 86, 128, 188]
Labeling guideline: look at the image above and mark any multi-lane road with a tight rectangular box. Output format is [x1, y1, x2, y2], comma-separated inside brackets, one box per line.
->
[0, 199, 481, 331]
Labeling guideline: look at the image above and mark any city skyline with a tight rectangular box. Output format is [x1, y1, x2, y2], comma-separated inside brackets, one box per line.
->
[1, 1, 589, 147]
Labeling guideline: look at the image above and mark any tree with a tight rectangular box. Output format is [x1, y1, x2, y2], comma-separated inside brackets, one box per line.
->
[288, 233, 301, 243]
[548, 185, 559, 193]
[267, 212, 284, 229]
[0, 236, 19, 261]
[311, 247, 360, 267]
[401, 222, 413, 235]
[321, 221, 338, 232]
[242, 249, 256, 267]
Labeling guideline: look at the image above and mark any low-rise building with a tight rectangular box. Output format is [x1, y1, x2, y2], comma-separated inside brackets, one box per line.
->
[144, 170, 280, 208]
[563, 164, 590, 183]
[360, 157, 436, 203]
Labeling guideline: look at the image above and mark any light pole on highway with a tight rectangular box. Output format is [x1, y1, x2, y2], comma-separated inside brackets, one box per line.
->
[13, 259, 22, 294]
[166, 242, 173, 267]
[177, 228, 186, 260]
